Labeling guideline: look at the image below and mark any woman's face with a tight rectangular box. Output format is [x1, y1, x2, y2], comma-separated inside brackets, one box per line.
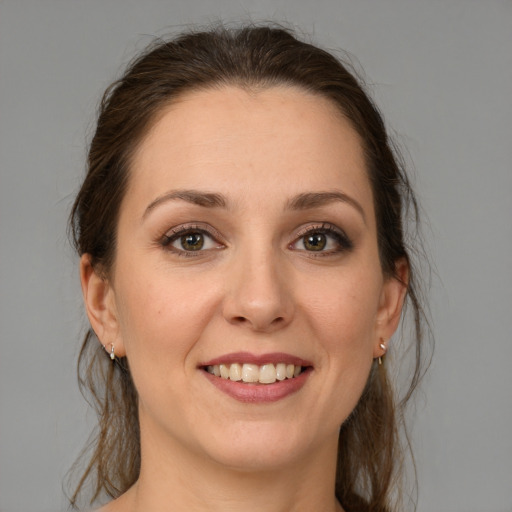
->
[83, 86, 405, 471]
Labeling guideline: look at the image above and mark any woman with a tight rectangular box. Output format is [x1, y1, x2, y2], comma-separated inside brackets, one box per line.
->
[69, 25, 429, 512]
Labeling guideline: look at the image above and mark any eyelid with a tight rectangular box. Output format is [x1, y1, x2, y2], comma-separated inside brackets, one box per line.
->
[293, 222, 344, 238]
[158, 221, 352, 256]
[160, 223, 226, 253]
[290, 222, 353, 253]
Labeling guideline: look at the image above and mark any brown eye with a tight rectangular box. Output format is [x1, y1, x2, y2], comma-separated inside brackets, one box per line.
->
[291, 224, 354, 255]
[303, 233, 327, 251]
[180, 233, 204, 251]
[162, 226, 222, 255]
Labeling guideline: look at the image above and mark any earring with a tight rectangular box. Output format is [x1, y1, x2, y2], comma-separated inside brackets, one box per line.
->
[378, 340, 387, 366]
[103, 343, 116, 361]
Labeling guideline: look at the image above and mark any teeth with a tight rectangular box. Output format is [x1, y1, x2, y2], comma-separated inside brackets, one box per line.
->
[275, 363, 286, 381]
[242, 364, 259, 383]
[259, 364, 277, 384]
[219, 364, 229, 379]
[229, 363, 242, 381]
[206, 363, 304, 384]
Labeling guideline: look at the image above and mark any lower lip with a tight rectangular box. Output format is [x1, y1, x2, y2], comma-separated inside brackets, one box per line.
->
[202, 368, 312, 403]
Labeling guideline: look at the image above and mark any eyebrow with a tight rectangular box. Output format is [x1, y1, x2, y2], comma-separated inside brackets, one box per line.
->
[286, 191, 366, 223]
[143, 189, 227, 219]
[143, 189, 366, 223]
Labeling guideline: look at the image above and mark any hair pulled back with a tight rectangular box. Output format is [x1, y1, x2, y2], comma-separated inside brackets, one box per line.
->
[69, 24, 429, 512]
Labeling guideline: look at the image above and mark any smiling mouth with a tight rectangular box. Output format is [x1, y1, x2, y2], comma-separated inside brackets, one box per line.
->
[204, 363, 307, 385]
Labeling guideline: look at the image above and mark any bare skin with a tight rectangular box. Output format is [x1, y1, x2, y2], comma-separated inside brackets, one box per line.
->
[82, 86, 407, 512]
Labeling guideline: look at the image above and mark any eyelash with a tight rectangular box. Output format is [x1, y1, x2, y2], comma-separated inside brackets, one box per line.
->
[160, 224, 224, 257]
[291, 223, 353, 256]
[159, 222, 353, 257]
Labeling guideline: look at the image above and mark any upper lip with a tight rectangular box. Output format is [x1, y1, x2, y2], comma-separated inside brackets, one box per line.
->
[199, 351, 313, 368]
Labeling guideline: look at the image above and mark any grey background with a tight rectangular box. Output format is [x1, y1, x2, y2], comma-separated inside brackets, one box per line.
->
[1, 1, 511, 511]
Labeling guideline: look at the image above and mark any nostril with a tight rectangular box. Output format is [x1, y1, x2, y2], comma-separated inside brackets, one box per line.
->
[230, 315, 285, 331]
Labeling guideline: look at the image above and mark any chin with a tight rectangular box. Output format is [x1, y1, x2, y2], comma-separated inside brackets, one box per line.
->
[207, 445, 302, 474]
[197, 420, 321, 472]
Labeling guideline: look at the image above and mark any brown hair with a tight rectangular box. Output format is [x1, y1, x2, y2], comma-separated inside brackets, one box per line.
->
[68, 24, 430, 511]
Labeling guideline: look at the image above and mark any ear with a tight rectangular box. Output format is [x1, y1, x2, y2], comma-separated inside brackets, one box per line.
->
[80, 254, 126, 357]
[373, 257, 409, 358]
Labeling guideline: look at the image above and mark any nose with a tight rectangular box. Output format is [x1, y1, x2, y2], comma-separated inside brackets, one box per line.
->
[222, 247, 294, 333]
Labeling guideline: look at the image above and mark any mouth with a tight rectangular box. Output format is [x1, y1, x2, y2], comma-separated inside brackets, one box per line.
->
[199, 352, 313, 402]
[203, 362, 307, 385]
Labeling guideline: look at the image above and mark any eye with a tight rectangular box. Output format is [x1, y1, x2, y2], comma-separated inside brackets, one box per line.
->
[161, 225, 224, 255]
[303, 232, 329, 251]
[177, 232, 207, 251]
[291, 224, 353, 255]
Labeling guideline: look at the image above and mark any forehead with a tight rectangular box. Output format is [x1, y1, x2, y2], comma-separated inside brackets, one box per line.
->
[127, 85, 373, 214]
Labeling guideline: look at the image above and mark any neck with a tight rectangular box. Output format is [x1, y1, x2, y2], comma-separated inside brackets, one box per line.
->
[111, 418, 343, 512]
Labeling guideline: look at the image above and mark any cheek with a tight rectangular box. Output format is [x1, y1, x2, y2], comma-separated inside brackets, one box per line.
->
[112, 272, 224, 420]
[113, 264, 222, 364]
[302, 268, 382, 348]
[291, 269, 381, 434]
[300, 266, 381, 402]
